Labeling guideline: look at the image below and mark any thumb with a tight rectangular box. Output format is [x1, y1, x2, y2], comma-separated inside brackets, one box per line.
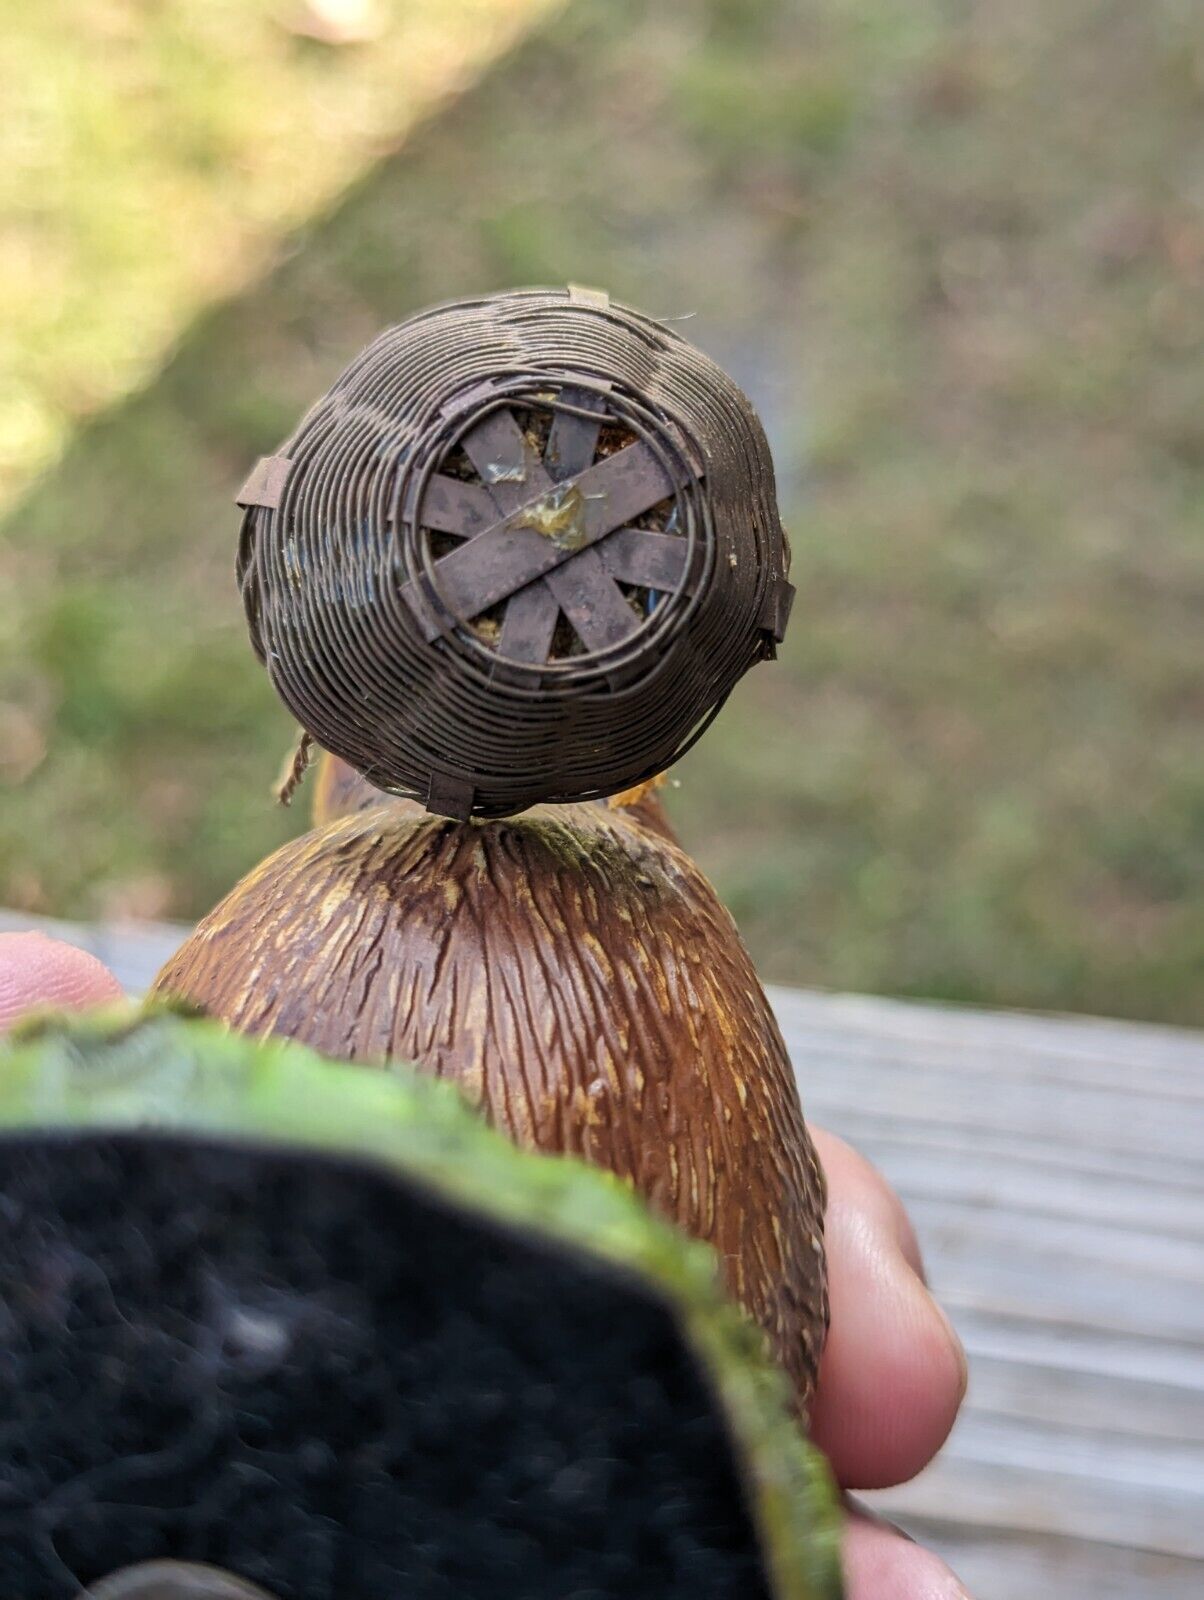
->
[0, 931, 123, 1033]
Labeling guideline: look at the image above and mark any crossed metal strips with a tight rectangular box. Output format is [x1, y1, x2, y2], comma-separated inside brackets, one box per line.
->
[399, 387, 696, 662]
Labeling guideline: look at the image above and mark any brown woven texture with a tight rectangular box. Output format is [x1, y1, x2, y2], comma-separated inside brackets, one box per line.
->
[237, 288, 793, 818]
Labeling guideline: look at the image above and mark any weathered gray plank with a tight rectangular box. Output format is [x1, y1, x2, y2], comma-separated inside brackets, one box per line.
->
[878, 1449, 1204, 1560]
[963, 1348, 1204, 1444]
[838, 1142, 1204, 1239]
[770, 986, 1204, 1080]
[952, 1307, 1204, 1398]
[770, 984, 1204, 1595]
[894, 1519, 1204, 1600]
[782, 1050, 1204, 1161]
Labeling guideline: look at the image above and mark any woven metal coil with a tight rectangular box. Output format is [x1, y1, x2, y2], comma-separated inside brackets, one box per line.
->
[237, 287, 793, 818]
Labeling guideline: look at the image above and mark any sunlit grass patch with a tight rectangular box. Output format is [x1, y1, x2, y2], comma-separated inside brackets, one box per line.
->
[0, 0, 562, 509]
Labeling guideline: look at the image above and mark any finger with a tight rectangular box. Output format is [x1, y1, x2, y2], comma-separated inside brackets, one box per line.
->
[812, 1122, 927, 1282]
[0, 932, 123, 1034]
[844, 1506, 972, 1599]
[809, 1127, 967, 1489]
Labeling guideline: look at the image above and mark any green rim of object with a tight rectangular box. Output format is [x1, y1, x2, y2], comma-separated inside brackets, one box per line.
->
[0, 1006, 843, 1600]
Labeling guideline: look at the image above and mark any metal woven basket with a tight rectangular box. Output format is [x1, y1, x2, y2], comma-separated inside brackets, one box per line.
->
[237, 287, 793, 818]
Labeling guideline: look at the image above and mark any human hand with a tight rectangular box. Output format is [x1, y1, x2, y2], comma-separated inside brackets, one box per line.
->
[0, 930, 970, 1597]
[809, 1122, 970, 1596]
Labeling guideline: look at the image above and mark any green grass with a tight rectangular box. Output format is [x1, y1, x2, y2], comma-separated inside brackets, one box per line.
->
[2, 0, 1202, 1023]
[0, 0, 560, 509]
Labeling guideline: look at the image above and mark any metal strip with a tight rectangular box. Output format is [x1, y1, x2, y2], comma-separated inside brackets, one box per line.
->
[426, 771, 475, 820]
[544, 547, 641, 651]
[567, 284, 610, 308]
[403, 440, 683, 638]
[458, 375, 565, 643]
[235, 455, 292, 511]
[597, 528, 692, 591]
[460, 409, 545, 507]
[545, 383, 610, 483]
[496, 580, 560, 663]
[760, 579, 796, 643]
[402, 473, 498, 537]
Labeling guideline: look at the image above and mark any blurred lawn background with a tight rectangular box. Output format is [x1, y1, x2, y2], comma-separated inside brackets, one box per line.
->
[1, 0, 1201, 1023]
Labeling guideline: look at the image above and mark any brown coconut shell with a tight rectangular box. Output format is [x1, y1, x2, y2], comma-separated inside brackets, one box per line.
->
[310, 749, 680, 846]
[153, 801, 827, 1412]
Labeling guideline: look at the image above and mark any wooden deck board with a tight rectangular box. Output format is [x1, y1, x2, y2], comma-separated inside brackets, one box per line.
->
[774, 986, 1204, 1595]
[3, 910, 1202, 1597]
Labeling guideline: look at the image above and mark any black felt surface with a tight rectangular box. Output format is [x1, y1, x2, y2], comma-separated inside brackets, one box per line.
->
[0, 1133, 774, 1598]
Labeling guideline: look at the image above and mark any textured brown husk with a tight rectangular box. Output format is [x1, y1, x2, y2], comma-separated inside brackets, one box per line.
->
[153, 802, 827, 1412]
